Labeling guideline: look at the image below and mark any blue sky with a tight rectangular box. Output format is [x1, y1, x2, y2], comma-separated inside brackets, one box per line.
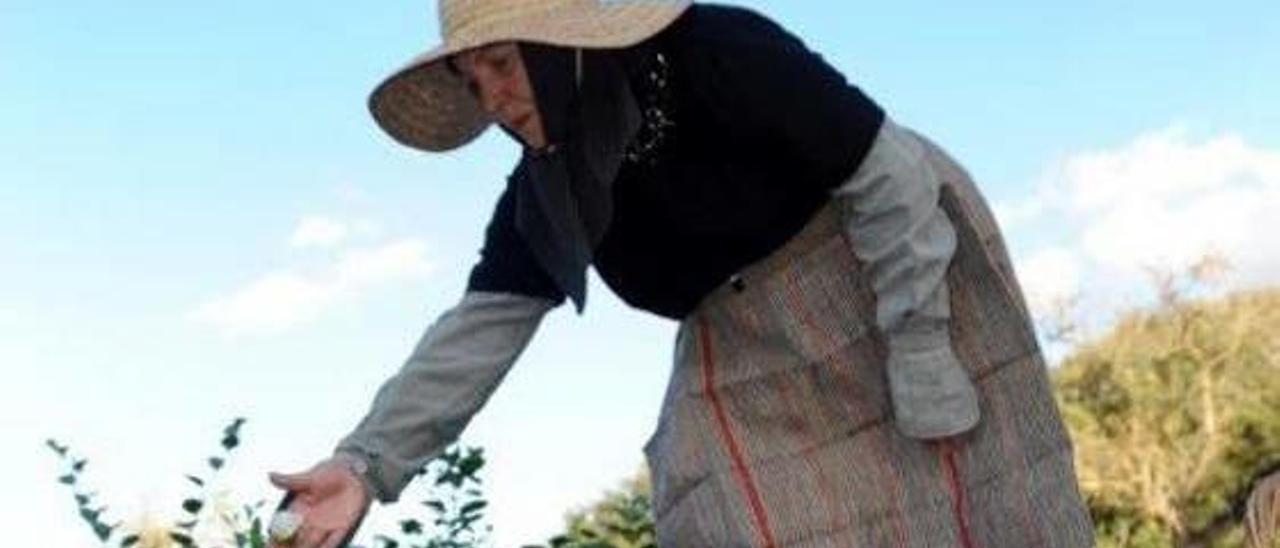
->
[4, 1, 1279, 546]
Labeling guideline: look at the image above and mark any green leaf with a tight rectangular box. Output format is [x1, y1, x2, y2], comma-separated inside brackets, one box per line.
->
[182, 498, 204, 514]
[72, 459, 88, 472]
[209, 456, 225, 470]
[400, 518, 423, 535]
[79, 507, 102, 523]
[75, 493, 91, 506]
[225, 417, 247, 437]
[221, 433, 240, 451]
[460, 500, 488, 516]
[169, 531, 194, 547]
[176, 519, 198, 530]
[249, 517, 266, 548]
[58, 473, 76, 485]
[423, 499, 446, 514]
[435, 471, 465, 489]
[46, 438, 69, 456]
[121, 534, 140, 547]
[186, 474, 205, 487]
[454, 513, 481, 530]
[91, 521, 113, 541]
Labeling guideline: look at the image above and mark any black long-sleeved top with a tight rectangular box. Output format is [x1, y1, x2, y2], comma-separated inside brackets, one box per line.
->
[467, 4, 886, 319]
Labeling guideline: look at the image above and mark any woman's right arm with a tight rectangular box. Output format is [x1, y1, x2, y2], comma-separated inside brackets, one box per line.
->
[267, 291, 553, 548]
[334, 168, 566, 502]
[266, 171, 566, 547]
[333, 290, 556, 502]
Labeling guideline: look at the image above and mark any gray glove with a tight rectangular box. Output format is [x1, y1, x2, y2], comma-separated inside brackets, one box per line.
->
[886, 326, 980, 439]
[834, 118, 981, 440]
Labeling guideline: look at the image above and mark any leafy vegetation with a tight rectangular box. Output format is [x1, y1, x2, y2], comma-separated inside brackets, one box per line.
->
[48, 420, 489, 548]
[538, 473, 655, 548]
[374, 446, 492, 548]
[1054, 270, 1280, 547]
[48, 418, 267, 548]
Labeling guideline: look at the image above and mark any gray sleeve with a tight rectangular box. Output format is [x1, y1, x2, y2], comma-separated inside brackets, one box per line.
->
[833, 119, 980, 440]
[333, 291, 555, 502]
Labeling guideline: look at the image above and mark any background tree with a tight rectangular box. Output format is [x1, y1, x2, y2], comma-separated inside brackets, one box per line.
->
[1054, 265, 1280, 547]
[535, 472, 655, 548]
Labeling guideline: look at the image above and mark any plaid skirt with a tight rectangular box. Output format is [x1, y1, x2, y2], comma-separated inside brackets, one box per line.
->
[643, 132, 1096, 547]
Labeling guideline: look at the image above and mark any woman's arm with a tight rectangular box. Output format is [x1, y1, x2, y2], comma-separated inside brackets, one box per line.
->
[688, 6, 979, 439]
[833, 119, 980, 440]
[334, 291, 555, 502]
[335, 174, 566, 502]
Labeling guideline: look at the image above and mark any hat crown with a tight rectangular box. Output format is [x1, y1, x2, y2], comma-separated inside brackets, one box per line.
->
[439, 0, 593, 45]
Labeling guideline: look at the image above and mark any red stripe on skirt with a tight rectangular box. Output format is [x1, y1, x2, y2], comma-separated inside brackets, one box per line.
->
[939, 440, 978, 548]
[781, 264, 909, 548]
[731, 301, 846, 537]
[698, 319, 779, 548]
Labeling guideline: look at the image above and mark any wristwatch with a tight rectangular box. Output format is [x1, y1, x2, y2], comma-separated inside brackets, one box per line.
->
[331, 451, 378, 502]
[332, 452, 370, 478]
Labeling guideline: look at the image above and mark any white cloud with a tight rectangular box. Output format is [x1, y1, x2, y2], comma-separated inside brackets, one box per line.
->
[993, 196, 1048, 232]
[335, 240, 432, 286]
[1001, 125, 1280, 326]
[1061, 127, 1280, 280]
[189, 239, 432, 337]
[352, 219, 384, 239]
[1015, 246, 1082, 319]
[290, 217, 350, 248]
[188, 271, 332, 336]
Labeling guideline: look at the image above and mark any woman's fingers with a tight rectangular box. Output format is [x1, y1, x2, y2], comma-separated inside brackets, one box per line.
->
[298, 524, 347, 548]
[318, 529, 345, 548]
[295, 522, 329, 548]
[269, 470, 312, 491]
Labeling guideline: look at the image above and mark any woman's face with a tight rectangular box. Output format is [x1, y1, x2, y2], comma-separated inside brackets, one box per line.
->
[452, 43, 548, 149]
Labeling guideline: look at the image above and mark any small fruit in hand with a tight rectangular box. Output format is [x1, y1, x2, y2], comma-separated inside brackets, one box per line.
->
[268, 509, 302, 544]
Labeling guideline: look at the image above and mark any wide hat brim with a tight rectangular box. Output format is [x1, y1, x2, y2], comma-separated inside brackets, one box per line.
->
[369, 0, 692, 153]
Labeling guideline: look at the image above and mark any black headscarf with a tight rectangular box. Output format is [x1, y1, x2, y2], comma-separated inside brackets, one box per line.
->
[510, 43, 642, 311]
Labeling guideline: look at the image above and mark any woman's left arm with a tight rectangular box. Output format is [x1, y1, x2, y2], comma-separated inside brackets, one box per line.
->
[691, 6, 979, 439]
[833, 121, 980, 440]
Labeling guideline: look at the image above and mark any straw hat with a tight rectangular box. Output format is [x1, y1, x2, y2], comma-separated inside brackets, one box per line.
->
[370, 0, 693, 152]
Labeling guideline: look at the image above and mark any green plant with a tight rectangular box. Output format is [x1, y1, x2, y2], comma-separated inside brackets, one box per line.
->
[375, 446, 492, 548]
[50, 420, 493, 548]
[171, 418, 269, 548]
[46, 438, 119, 542]
[48, 418, 268, 548]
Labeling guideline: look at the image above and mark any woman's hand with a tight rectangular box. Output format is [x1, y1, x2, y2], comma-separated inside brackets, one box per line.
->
[267, 457, 372, 548]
